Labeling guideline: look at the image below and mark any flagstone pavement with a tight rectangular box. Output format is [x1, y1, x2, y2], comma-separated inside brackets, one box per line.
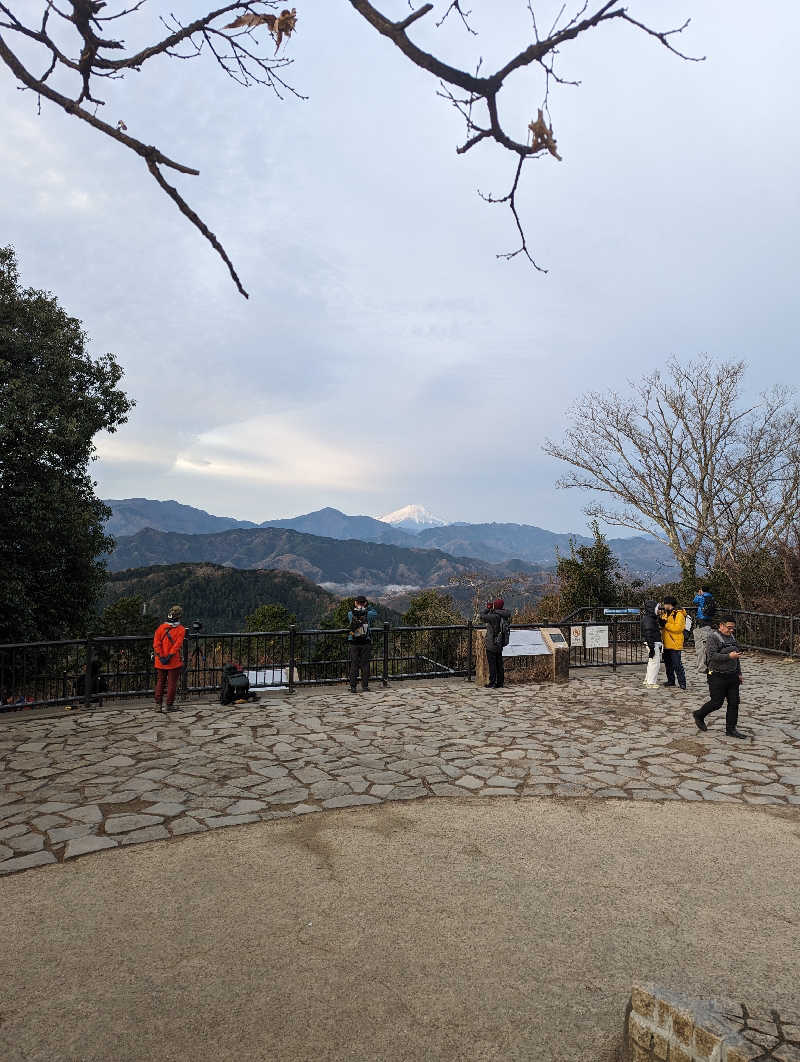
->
[2, 655, 799, 877]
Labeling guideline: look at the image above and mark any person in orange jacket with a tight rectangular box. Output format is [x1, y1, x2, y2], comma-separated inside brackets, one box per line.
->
[658, 596, 688, 690]
[153, 605, 186, 712]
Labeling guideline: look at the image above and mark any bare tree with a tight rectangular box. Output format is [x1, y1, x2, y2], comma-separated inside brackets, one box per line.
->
[543, 356, 800, 603]
[0, 1, 701, 296]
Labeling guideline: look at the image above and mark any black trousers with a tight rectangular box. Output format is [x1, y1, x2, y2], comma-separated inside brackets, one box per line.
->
[349, 642, 371, 690]
[486, 649, 504, 687]
[697, 672, 740, 731]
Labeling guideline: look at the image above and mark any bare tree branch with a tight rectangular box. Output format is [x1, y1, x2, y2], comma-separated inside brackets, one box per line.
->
[0, 1, 702, 295]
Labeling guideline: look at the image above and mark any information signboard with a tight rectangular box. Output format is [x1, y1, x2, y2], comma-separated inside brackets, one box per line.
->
[502, 629, 551, 657]
[570, 625, 583, 647]
[585, 625, 609, 649]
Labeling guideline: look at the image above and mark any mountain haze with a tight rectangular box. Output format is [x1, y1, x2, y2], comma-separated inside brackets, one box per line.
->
[108, 526, 545, 591]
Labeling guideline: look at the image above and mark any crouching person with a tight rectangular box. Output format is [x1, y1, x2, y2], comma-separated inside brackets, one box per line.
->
[153, 605, 186, 712]
[347, 595, 377, 692]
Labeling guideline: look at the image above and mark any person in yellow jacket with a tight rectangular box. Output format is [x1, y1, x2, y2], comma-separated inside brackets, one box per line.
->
[658, 596, 687, 690]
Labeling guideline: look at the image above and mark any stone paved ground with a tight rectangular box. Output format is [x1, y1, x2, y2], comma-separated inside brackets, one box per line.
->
[2, 655, 799, 877]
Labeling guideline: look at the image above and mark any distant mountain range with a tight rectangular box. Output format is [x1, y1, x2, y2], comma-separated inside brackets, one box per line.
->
[107, 526, 546, 595]
[104, 498, 678, 577]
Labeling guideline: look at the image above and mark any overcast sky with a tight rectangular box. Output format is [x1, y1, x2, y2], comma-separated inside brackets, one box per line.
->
[3, 1, 798, 533]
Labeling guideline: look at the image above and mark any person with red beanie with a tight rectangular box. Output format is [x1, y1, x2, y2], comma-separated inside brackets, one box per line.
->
[479, 597, 511, 689]
[153, 605, 186, 712]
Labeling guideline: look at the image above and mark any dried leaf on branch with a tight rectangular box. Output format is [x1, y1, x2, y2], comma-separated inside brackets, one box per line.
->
[226, 7, 297, 51]
[528, 110, 562, 161]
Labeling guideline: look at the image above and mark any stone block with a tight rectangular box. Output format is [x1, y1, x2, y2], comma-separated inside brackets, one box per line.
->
[628, 1015, 652, 1050]
[105, 813, 164, 834]
[64, 835, 118, 860]
[631, 986, 656, 1020]
[0, 851, 57, 874]
[118, 825, 170, 845]
[694, 1026, 722, 1058]
[672, 1010, 694, 1044]
[670, 1046, 693, 1062]
[9, 832, 44, 853]
[652, 1030, 670, 1060]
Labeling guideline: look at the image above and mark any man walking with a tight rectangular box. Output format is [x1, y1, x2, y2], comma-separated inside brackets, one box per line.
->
[347, 595, 377, 692]
[692, 615, 747, 739]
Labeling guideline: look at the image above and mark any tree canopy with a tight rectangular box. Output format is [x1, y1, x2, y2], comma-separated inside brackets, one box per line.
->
[0, 246, 133, 643]
[0, 2, 700, 295]
[543, 356, 800, 603]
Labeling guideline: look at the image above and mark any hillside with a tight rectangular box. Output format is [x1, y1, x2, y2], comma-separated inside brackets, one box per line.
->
[104, 498, 257, 538]
[107, 526, 545, 590]
[415, 522, 677, 576]
[102, 564, 338, 631]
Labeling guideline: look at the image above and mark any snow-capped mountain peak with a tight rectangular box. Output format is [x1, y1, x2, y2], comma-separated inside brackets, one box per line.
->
[379, 504, 447, 533]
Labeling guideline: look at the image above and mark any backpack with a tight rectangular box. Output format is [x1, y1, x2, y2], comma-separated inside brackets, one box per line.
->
[219, 664, 251, 705]
[497, 616, 511, 650]
[705, 597, 717, 620]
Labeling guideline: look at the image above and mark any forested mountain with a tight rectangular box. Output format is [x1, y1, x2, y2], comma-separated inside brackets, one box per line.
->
[102, 564, 337, 631]
[415, 522, 677, 576]
[104, 498, 257, 537]
[107, 526, 544, 590]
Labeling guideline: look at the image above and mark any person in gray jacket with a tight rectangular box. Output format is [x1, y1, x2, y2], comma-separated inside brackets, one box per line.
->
[479, 597, 511, 688]
[692, 615, 746, 738]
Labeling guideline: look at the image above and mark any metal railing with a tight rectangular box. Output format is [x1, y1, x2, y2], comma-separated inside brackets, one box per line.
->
[2, 606, 797, 714]
[0, 623, 476, 711]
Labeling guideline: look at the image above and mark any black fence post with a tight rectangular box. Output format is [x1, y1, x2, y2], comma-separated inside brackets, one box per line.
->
[288, 625, 296, 694]
[84, 634, 94, 709]
[612, 616, 618, 672]
[466, 620, 473, 682]
[790, 615, 796, 658]
[382, 623, 389, 687]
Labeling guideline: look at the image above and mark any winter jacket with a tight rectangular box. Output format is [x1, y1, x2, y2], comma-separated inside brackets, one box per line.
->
[640, 601, 662, 648]
[659, 608, 687, 650]
[153, 622, 186, 670]
[479, 607, 511, 652]
[693, 592, 716, 622]
[347, 606, 378, 643]
[705, 630, 743, 675]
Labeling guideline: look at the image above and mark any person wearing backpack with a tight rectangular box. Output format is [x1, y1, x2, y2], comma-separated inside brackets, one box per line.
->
[347, 595, 378, 692]
[658, 596, 688, 690]
[479, 597, 511, 689]
[692, 585, 717, 675]
[153, 605, 187, 712]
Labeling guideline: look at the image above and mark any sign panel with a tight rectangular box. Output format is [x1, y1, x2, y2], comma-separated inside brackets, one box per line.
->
[502, 629, 550, 657]
[585, 625, 609, 649]
[570, 625, 583, 647]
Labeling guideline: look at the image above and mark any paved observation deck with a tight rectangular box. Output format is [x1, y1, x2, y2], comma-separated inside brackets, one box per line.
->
[2, 655, 799, 876]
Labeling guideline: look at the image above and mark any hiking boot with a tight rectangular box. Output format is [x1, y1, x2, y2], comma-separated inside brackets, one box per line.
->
[692, 710, 708, 732]
[662, 682, 676, 688]
[726, 728, 747, 739]
[484, 683, 496, 688]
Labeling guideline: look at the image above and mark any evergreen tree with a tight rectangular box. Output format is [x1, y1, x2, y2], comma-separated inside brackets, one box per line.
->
[0, 247, 133, 642]
[244, 603, 296, 632]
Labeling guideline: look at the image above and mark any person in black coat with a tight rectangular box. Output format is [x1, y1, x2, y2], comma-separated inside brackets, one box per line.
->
[641, 599, 663, 689]
[479, 597, 511, 689]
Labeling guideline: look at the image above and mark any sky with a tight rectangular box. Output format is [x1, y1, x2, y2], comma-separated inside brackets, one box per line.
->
[2, 1, 799, 533]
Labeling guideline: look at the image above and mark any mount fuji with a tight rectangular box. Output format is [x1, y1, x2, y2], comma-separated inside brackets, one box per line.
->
[379, 504, 448, 533]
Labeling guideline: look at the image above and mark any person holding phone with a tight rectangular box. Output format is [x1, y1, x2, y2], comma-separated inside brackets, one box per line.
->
[692, 615, 747, 739]
[658, 596, 688, 690]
